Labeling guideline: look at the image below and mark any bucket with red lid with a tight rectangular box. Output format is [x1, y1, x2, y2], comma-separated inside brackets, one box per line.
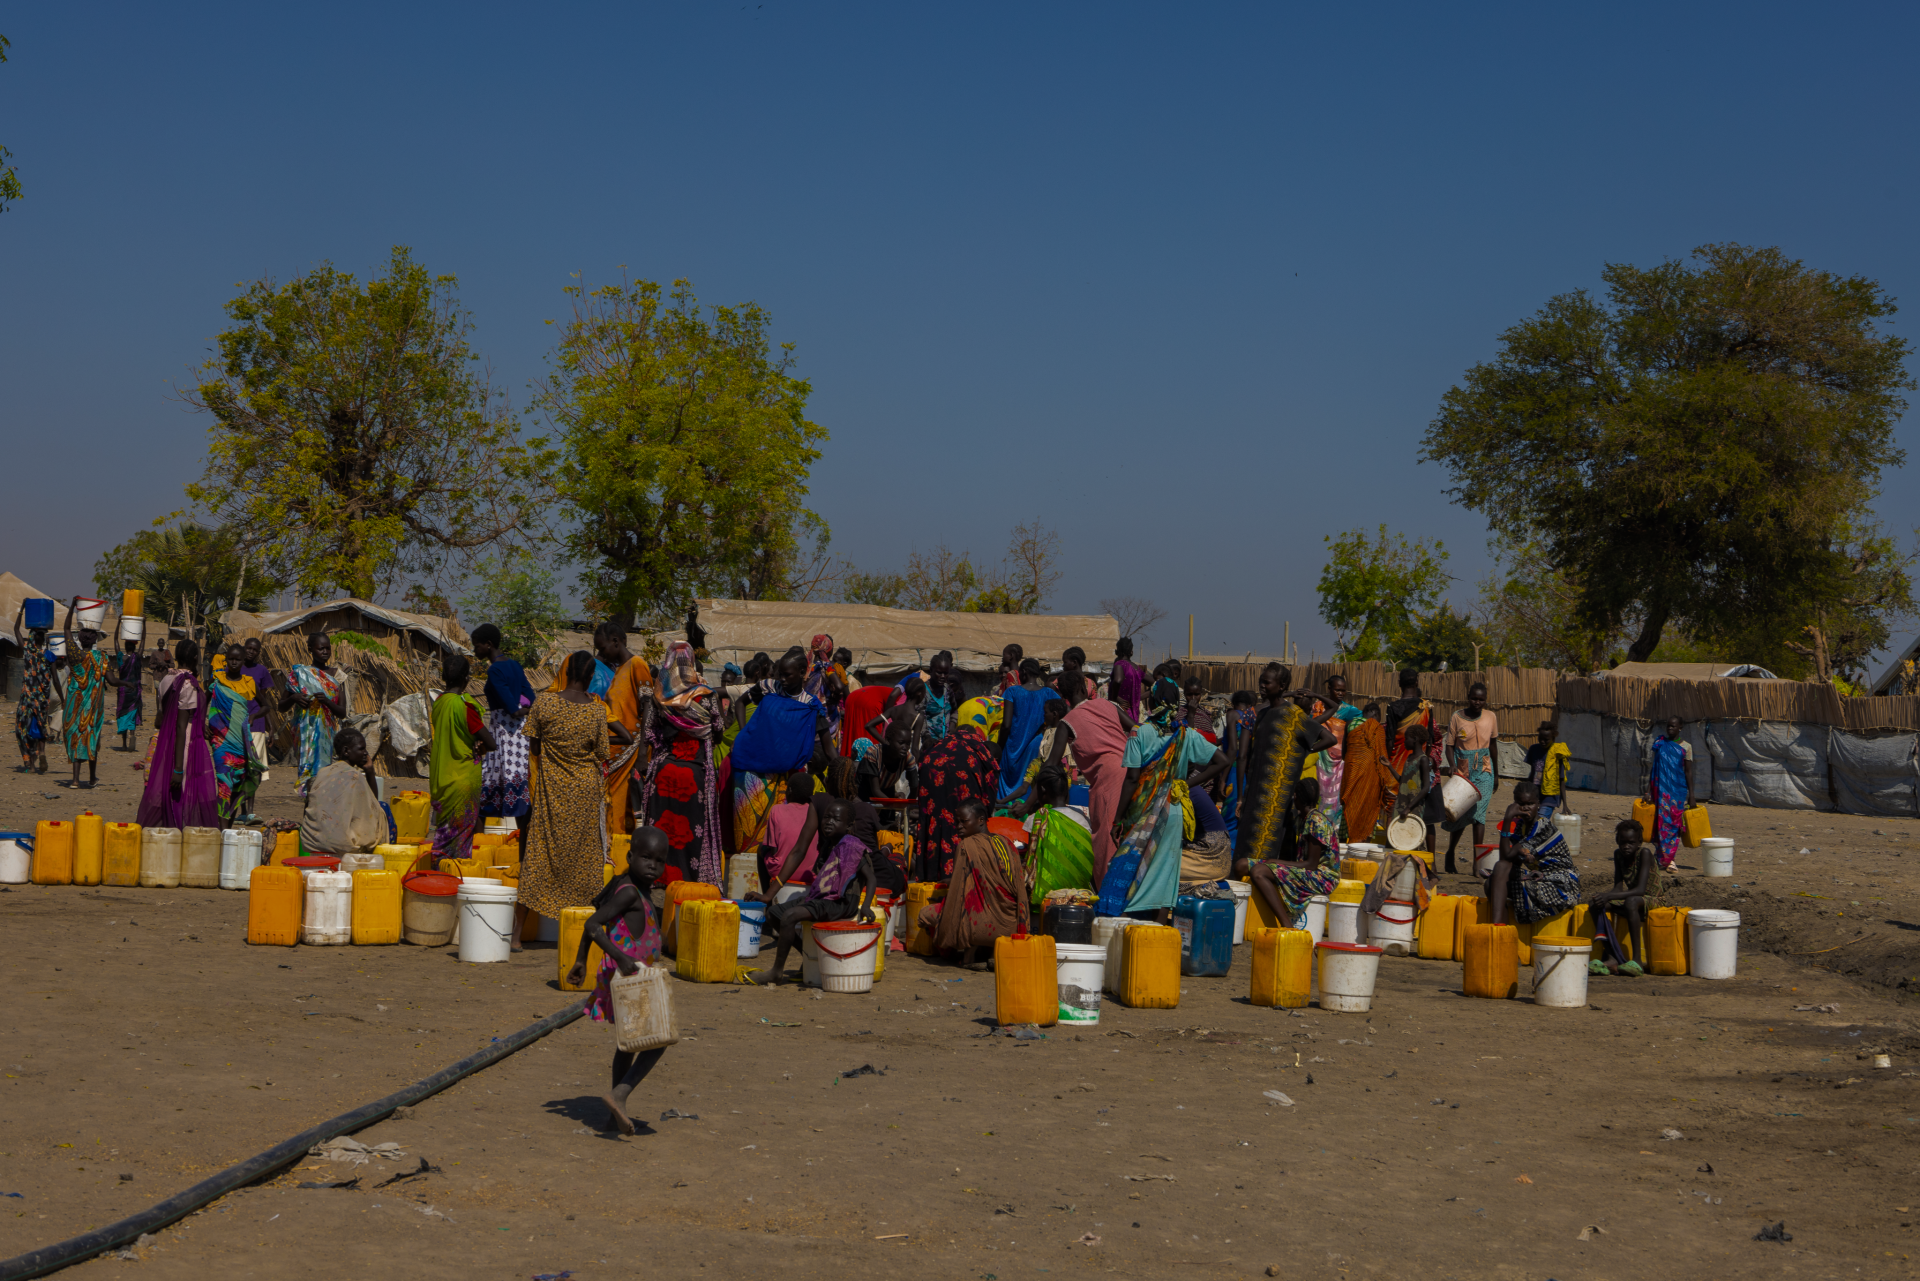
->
[402, 870, 461, 946]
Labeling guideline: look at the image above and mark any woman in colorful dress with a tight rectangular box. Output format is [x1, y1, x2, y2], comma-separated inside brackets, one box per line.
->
[282, 632, 348, 799]
[1218, 690, 1259, 844]
[728, 650, 831, 855]
[567, 827, 668, 1135]
[1488, 782, 1582, 925]
[1232, 664, 1340, 872]
[11, 602, 55, 773]
[210, 642, 262, 824]
[802, 633, 849, 741]
[59, 597, 119, 789]
[518, 651, 614, 947]
[115, 637, 145, 751]
[1306, 674, 1364, 832]
[921, 799, 1029, 967]
[997, 658, 1063, 800]
[914, 705, 1003, 881]
[1645, 716, 1694, 870]
[472, 624, 535, 827]
[1022, 766, 1094, 908]
[1108, 636, 1147, 720]
[1100, 678, 1230, 917]
[427, 653, 496, 866]
[136, 638, 220, 829]
[637, 641, 725, 885]
[1443, 681, 1500, 871]
[1058, 670, 1133, 886]
[1340, 703, 1391, 846]
[1240, 776, 1342, 930]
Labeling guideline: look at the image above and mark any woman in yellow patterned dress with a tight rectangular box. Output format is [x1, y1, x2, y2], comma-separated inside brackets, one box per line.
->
[515, 652, 613, 947]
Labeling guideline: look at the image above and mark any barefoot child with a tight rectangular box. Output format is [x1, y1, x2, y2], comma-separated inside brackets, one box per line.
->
[1588, 818, 1654, 975]
[567, 827, 670, 1134]
[748, 798, 877, 984]
[1380, 724, 1442, 862]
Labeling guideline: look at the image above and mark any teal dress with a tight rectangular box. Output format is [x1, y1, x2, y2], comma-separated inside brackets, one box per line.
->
[1121, 724, 1219, 913]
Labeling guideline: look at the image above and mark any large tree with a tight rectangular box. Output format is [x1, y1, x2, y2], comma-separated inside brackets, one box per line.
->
[93, 523, 274, 640]
[0, 35, 20, 213]
[1316, 525, 1451, 661]
[533, 276, 826, 631]
[182, 246, 540, 601]
[1424, 242, 1913, 665]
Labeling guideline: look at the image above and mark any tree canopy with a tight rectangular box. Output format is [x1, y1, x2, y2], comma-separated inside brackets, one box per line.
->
[0, 36, 20, 213]
[92, 523, 273, 640]
[532, 277, 826, 632]
[1317, 525, 1452, 661]
[1424, 242, 1914, 670]
[182, 247, 540, 602]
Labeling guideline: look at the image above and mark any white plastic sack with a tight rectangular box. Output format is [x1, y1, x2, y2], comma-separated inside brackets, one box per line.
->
[383, 692, 431, 759]
[1495, 738, 1530, 780]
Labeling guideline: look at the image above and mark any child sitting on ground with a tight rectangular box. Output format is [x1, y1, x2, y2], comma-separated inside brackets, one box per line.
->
[567, 826, 670, 1135]
[747, 797, 877, 985]
[299, 728, 387, 855]
[1588, 818, 1654, 975]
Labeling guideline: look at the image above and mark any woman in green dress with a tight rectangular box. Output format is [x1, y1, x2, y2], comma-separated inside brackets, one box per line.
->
[428, 653, 497, 865]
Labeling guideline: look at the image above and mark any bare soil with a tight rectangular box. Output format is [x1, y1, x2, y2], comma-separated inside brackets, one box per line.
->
[2, 737, 1918, 1280]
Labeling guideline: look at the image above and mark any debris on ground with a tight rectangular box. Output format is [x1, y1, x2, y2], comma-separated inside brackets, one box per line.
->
[840, 1064, 886, 1078]
[1792, 1003, 1840, 1013]
[1262, 1090, 1294, 1106]
[309, 1137, 406, 1166]
[1754, 1221, 1792, 1242]
[1577, 1225, 1607, 1241]
[659, 1108, 700, 1121]
[1660, 1128, 1685, 1141]
[371, 1158, 440, 1188]
[297, 1177, 361, 1190]
[1077, 1232, 1102, 1247]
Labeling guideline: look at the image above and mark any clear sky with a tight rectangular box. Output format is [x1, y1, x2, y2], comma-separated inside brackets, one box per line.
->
[3, 2, 1917, 662]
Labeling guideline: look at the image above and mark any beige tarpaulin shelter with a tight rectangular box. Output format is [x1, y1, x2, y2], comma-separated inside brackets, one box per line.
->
[221, 598, 471, 658]
[663, 599, 1120, 679]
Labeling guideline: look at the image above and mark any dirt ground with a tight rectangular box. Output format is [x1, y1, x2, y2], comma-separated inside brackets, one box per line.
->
[2, 730, 1918, 1280]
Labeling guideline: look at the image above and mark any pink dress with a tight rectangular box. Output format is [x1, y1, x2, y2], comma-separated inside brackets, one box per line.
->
[1062, 699, 1130, 886]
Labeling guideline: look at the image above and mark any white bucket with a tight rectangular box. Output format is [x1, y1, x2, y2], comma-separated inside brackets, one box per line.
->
[219, 829, 263, 890]
[1057, 942, 1106, 1025]
[1326, 898, 1363, 945]
[735, 900, 767, 958]
[483, 816, 518, 831]
[1687, 909, 1740, 980]
[457, 882, 518, 963]
[1366, 898, 1417, 957]
[119, 616, 146, 645]
[1228, 880, 1252, 945]
[1553, 812, 1581, 857]
[1700, 837, 1734, 878]
[0, 833, 31, 884]
[800, 922, 820, 987]
[1385, 815, 1424, 851]
[773, 883, 808, 910]
[46, 634, 67, 658]
[1440, 773, 1482, 820]
[73, 597, 108, 630]
[726, 853, 758, 901]
[1531, 939, 1590, 1008]
[1344, 843, 1384, 858]
[1384, 858, 1419, 899]
[301, 870, 354, 945]
[813, 921, 882, 993]
[1297, 895, 1329, 942]
[1474, 845, 1501, 877]
[1316, 942, 1383, 1013]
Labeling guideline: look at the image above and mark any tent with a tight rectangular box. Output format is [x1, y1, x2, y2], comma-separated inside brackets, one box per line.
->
[1596, 661, 1779, 680]
[1869, 635, 1919, 697]
[221, 598, 471, 659]
[661, 599, 1119, 680]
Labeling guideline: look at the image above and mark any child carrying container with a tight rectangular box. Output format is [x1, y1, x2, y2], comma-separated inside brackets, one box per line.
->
[567, 827, 670, 1135]
[1588, 818, 1654, 976]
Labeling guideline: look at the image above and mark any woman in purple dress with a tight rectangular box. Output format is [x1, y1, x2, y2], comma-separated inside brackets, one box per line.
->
[137, 638, 220, 829]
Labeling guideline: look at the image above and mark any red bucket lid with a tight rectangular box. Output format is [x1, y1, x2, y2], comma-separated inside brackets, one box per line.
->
[1315, 941, 1384, 954]
[285, 855, 340, 870]
[402, 870, 461, 896]
[813, 919, 883, 933]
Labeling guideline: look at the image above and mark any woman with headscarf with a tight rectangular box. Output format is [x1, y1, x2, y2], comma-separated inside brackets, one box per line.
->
[210, 642, 262, 824]
[1646, 716, 1693, 870]
[997, 658, 1062, 800]
[282, 632, 348, 800]
[913, 691, 1004, 881]
[1340, 702, 1391, 845]
[473, 624, 535, 826]
[637, 641, 725, 884]
[729, 651, 832, 854]
[517, 651, 613, 948]
[1232, 664, 1339, 872]
[802, 634, 846, 734]
[1308, 674, 1365, 832]
[1058, 666, 1134, 886]
[137, 638, 220, 829]
[1098, 677, 1230, 917]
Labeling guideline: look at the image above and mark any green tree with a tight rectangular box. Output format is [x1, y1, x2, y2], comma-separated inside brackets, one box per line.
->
[533, 276, 826, 631]
[457, 554, 569, 663]
[0, 36, 21, 213]
[1424, 242, 1913, 664]
[1472, 532, 1624, 673]
[1316, 525, 1451, 661]
[182, 246, 540, 602]
[1395, 603, 1496, 673]
[92, 524, 274, 639]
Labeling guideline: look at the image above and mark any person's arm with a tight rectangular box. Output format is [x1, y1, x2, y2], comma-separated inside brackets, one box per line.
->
[1110, 765, 1143, 843]
[9, 602, 22, 647]
[102, 654, 123, 689]
[1301, 716, 1336, 755]
[608, 720, 634, 748]
[853, 852, 878, 923]
[1188, 743, 1230, 792]
[62, 598, 78, 655]
[573, 885, 642, 981]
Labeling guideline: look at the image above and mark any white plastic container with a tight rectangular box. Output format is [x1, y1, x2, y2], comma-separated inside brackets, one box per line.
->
[1056, 942, 1106, 1026]
[799, 921, 820, 987]
[1384, 858, 1419, 900]
[482, 816, 518, 832]
[219, 829, 263, 890]
[1531, 938, 1591, 1008]
[1315, 941, 1383, 1013]
[1297, 894, 1329, 942]
[73, 597, 108, 630]
[301, 870, 354, 945]
[1345, 843, 1384, 859]
[1700, 837, 1734, 878]
[139, 828, 182, 888]
[1326, 897, 1363, 945]
[180, 826, 222, 888]
[1366, 898, 1417, 957]
[46, 634, 67, 659]
[119, 616, 146, 645]
[1474, 845, 1501, 877]
[0, 832, 31, 884]
[337, 851, 383, 873]
[456, 880, 518, 963]
[1101, 918, 1137, 995]
[813, 921, 882, 993]
[1385, 815, 1424, 851]
[1553, 812, 1581, 857]
[726, 852, 758, 901]
[1228, 879, 1252, 945]
[1439, 773, 1482, 821]
[735, 900, 767, 959]
[773, 883, 807, 911]
[1687, 909, 1740, 980]
[610, 964, 680, 1052]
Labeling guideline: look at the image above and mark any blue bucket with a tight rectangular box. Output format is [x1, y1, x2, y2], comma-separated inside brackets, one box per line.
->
[734, 899, 767, 959]
[22, 598, 54, 630]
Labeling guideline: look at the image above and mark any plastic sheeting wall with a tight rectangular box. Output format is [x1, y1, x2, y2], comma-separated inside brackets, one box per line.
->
[1706, 721, 1830, 811]
[1827, 730, 1920, 818]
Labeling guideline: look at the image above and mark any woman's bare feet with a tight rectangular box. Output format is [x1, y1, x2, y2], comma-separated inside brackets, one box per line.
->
[604, 1095, 636, 1135]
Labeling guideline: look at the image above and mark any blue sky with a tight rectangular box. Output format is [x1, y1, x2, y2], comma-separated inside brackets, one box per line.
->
[3, 2, 1917, 661]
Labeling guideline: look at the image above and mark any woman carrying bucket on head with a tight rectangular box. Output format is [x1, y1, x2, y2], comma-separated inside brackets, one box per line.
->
[11, 599, 56, 774]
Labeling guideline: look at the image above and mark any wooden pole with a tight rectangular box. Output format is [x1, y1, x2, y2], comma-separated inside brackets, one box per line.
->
[1188, 614, 1193, 660]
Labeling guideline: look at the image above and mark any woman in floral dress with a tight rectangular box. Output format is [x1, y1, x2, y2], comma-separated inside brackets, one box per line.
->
[637, 641, 724, 885]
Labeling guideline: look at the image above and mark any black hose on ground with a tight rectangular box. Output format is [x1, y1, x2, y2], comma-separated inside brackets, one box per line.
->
[0, 995, 591, 1281]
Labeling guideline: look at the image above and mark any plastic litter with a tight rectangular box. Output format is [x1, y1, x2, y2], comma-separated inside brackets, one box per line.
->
[659, 1108, 701, 1121]
[371, 1158, 439, 1188]
[309, 1137, 406, 1165]
[840, 1064, 886, 1078]
[1262, 1090, 1294, 1107]
[1793, 1003, 1840, 1013]
[1659, 1128, 1685, 1141]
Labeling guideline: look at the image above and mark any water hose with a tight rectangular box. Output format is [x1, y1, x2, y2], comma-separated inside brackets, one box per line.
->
[0, 996, 590, 1281]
